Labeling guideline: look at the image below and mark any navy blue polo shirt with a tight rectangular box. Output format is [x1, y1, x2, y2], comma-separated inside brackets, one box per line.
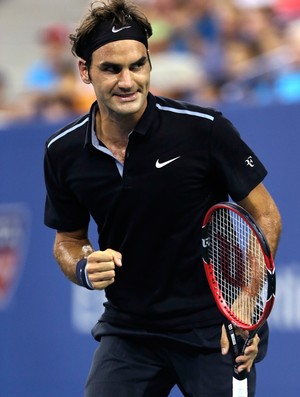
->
[44, 93, 267, 331]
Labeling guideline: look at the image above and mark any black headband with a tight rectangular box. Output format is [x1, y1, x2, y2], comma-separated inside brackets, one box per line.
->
[81, 19, 148, 60]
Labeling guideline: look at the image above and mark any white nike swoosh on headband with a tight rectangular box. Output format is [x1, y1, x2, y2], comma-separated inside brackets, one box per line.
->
[155, 156, 181, 169]
[112, 25, 132, 33]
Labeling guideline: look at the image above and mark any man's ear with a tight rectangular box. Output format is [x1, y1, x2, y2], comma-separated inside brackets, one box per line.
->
[78, 59, 91, 84]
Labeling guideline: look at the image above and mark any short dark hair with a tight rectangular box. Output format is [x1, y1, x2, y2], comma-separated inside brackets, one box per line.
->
[70, 0, 152, 66]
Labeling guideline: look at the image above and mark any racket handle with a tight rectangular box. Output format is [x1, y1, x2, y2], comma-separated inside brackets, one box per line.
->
[232, 376, 248, 397]
[233, 367, 247, 381]
[225, 322, 247, 381]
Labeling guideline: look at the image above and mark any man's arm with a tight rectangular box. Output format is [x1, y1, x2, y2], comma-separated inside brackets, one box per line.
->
[54, 228, 122, 289]
[238, 182, 282, 258]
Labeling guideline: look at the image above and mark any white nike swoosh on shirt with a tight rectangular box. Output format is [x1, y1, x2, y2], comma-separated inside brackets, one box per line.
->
[155, 156, 181, 169]
[112, 25, 132, 33]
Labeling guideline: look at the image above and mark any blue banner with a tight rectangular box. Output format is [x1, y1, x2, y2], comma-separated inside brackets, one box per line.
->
[0, 102, 299, 396]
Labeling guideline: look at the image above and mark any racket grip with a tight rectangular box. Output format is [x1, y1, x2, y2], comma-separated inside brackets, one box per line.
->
[225, 322, 247, 381]
[233, 367, 247, 381]
[232, 376, 248, 397]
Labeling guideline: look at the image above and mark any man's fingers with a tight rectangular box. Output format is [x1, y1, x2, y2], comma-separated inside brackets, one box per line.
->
[87, 268, 116, 290]
[87, 249, 122, 268]
[219, 324, 260, 373]
[220, 324, 230, 355]
[112, 253, 122, 267]
[91, 278, 115, 290]
[88, 249, 121, 262]
[84, 249, 122, 290]
[235, 334, 260, 373]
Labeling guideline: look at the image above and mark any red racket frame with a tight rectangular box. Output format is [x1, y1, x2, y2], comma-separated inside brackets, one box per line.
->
[202, 202, 276, 331]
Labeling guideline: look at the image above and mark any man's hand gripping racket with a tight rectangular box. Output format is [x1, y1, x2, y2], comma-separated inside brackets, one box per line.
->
[201, 202, 276, 397]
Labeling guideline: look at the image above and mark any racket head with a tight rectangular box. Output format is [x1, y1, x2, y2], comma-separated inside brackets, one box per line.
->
[202, 202, 276, 331]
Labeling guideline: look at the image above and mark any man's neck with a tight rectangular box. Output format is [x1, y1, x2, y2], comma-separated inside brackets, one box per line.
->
[95, 111, 132, 165]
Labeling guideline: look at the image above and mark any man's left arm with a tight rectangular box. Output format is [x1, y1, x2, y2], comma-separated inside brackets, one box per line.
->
[238, 182, 282, 258]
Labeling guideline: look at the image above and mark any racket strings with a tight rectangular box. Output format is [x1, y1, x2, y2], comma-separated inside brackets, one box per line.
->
[209, 208, 268, 326]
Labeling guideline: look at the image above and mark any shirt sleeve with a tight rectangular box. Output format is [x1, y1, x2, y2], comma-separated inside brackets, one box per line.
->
[43, 144, 90, 231]
[210, 113, 268, 201]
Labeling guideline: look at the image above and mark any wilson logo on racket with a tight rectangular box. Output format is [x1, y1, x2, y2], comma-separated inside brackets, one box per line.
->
[201, 237, 210, 248]
[216, 233, 245, 288]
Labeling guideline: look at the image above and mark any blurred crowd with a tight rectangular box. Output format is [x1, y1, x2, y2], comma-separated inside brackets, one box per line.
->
[1, 0, 300, 126]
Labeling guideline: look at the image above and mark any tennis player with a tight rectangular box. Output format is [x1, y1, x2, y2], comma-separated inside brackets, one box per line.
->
[43, 1, 282, 396]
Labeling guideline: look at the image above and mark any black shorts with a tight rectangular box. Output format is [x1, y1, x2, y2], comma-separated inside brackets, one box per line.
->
[85, 322, 268, 397]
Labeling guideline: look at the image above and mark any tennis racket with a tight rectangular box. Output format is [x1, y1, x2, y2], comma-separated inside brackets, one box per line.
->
[201, 202, 276, 397]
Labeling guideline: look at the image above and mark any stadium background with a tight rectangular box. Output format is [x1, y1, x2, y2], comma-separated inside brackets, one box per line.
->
[0, 0, 299, 396]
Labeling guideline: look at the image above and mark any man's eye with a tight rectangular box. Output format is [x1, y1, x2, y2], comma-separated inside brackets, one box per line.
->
[102, 66, 120, 73]
[131, 64, 142, 71]
[131, 62, 146, 71]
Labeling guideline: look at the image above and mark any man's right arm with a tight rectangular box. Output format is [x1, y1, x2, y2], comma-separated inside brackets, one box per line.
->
[54, 229, 122, 290]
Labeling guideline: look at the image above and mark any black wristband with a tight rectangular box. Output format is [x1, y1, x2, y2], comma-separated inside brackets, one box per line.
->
[76, 258, 94, 290]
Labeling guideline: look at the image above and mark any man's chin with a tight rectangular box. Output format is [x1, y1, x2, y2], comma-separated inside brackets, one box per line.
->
[112, 98, 146, 116]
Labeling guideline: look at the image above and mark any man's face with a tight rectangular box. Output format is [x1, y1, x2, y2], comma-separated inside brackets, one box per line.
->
[80, 40, 151, 120]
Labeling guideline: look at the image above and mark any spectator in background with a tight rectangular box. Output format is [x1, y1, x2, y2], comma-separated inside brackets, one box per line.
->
[216, 4, 285, 104]
[3, 0, 300, 121]
[23, 24, 95, 121]
[275, 0, 300, 21]
[0, 70, 32, 126]
[146, 7, 207, 100]
[141, 0, 223, 103]
[273, 19, 300, 103]
[144, 0, 286, 106]
[0, 70, 11, 125]
[25, 24, 74, 93]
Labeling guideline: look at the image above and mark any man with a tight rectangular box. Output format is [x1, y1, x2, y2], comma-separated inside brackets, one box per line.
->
[43, 1, 282, 396]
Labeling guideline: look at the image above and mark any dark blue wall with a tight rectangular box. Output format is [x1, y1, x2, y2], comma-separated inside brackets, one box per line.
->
[0, 102, 299, 396]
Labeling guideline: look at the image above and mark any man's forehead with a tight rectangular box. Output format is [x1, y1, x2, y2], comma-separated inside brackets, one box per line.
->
[92, 40, 147, 62]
